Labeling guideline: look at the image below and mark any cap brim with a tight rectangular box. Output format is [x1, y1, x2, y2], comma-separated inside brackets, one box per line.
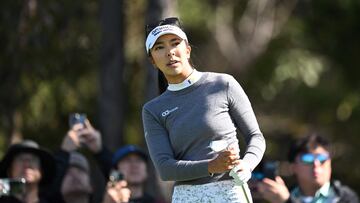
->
[112, 145, 148, 167]
[145, 24, 188, 53]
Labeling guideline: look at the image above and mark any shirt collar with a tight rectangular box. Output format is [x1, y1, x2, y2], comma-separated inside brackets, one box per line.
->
[317, 182, 331, 197]
[292, 182, 332, 202]
[167, 69, 202, 91]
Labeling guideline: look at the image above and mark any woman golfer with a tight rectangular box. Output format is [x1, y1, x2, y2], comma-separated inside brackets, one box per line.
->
[142, 17, 265, 203]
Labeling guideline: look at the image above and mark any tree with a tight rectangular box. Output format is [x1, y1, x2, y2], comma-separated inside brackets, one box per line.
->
[99, 0, 125, 151]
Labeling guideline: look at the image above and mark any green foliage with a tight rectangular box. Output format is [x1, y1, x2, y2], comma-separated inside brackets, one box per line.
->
[178, 0, 213, 26]
[0, 0, 100, 149]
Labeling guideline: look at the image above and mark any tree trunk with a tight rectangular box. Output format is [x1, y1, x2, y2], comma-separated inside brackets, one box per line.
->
[144, 0, 178, 101]
[99, 0, 125, 151]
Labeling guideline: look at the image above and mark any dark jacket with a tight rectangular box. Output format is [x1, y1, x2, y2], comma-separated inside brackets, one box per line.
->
[48, 149, 71, 203]
[0, 196, 50, 203]
[332, 180, 359, 203]
[286, 180, 359, 203]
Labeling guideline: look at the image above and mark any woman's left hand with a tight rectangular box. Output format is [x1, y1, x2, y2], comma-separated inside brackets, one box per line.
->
[229, 159, 252, 185]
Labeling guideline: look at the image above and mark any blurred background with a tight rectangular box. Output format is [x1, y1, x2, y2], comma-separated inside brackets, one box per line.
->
[1, 0, 359, 198]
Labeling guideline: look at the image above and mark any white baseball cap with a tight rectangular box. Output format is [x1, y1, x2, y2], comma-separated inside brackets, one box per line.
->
[145, 24, 188, 54]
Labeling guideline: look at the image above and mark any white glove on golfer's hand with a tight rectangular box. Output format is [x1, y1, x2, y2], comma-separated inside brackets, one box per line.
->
[229, 161, 252, 186]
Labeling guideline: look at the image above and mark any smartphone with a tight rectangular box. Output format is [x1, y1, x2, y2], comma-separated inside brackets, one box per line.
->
[251, 161, 278, 181]
[109, 170, 124, 183]
[262, 161, 279, 180]
[0, 178, 26, 196]
[68, 113, 86, 128]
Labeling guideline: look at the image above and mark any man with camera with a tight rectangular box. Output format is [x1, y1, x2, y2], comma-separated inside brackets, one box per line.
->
[0, 140, 56, 203]
[256, 133, 359, 203]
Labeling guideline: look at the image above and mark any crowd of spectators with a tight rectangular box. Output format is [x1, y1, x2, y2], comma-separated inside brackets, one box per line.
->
[0, 118, 358, 203]
[0, 117, 166, 203]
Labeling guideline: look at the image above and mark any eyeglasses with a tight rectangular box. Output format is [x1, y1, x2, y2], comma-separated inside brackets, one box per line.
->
[145, 17, 181, 36]
[299, 153, 330, 165]
[13, 154, 41, 167]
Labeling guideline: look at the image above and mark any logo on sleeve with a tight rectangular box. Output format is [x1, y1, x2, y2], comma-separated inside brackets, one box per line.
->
[161, 107, 179, 117]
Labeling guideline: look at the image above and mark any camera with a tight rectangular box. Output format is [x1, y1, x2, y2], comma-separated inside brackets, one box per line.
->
[0, 178, 26, 197]
[109, 170, 124, 184]
[69, 113, 87, 128]
[251, 160, 279, 181]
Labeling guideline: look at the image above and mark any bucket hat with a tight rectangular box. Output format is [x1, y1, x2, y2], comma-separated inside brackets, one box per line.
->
[0, 140, 56, 185]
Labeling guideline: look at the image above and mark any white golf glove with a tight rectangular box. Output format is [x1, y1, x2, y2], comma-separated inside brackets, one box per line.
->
[229, 161, 252, 186]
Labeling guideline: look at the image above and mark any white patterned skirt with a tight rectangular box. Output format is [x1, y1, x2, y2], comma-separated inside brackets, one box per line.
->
[172, 180, 253, 203]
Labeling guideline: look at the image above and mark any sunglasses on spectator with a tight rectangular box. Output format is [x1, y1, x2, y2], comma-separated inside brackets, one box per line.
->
[299, 153, 330, 165]
[145, 17, 181, 36]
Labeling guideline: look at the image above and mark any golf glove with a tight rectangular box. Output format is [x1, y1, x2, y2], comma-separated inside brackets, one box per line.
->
[229, 161, 252, 186]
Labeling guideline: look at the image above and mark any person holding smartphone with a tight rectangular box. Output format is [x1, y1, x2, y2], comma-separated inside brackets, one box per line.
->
[57, 114, 165, 203]
[110, 145, 167, 203]
[257, 133, 359, 203]
[142, 17, 266, 202]
[50, 115, 130, 203]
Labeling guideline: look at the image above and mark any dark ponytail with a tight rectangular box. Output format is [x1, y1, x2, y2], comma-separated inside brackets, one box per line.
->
[158, 70, 167, 94]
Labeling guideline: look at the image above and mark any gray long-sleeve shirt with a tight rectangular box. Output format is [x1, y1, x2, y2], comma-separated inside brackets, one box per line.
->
[142, 72, 265, 185]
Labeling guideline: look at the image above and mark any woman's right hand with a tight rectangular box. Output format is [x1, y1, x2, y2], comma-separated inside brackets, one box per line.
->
[208, 147, 240, 174]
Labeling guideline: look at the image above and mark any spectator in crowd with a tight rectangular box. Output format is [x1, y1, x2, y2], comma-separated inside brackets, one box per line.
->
[51, 120, 130, 203]
[0, 140, 56, 203]
[111, 145, 166, 203]
[59, 151, 93, 203]
[257, 132, 359, 203]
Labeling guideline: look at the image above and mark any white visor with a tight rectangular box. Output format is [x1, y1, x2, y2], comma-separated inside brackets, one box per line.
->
[145, 25, 188, 53]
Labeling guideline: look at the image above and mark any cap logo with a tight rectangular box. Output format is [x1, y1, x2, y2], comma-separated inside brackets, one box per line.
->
[151, 25, 176, 36]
